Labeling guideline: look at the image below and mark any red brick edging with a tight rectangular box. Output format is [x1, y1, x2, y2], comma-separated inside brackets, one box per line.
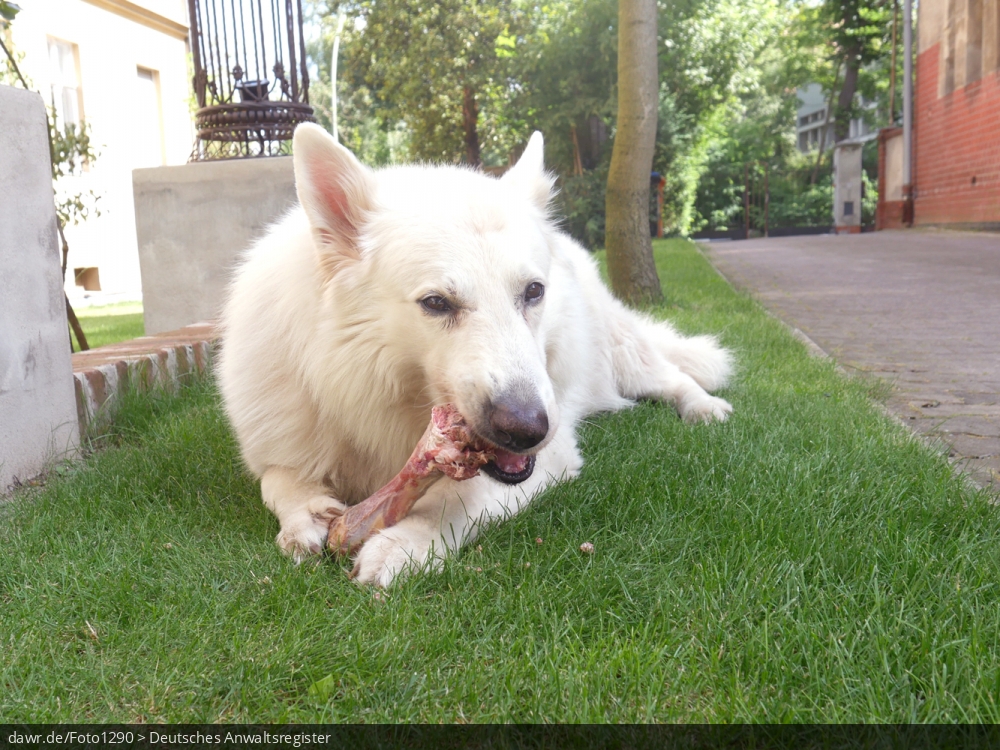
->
[71, 322, 218, 437]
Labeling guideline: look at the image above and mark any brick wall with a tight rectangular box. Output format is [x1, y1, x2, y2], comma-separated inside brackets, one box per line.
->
[914, 45, 1000, 227]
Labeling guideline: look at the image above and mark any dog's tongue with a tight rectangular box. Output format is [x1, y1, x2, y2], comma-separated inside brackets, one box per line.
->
[491, 447, 531, 474]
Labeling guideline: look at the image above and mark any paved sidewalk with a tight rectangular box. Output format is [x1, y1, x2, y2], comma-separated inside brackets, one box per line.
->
[702, 230, 1000, 490]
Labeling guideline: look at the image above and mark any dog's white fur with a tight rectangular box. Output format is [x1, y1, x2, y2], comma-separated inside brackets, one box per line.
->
[218, 124, 733, 587]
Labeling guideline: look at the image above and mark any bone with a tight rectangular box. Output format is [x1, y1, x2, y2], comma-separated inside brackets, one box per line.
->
[328, 404, 492, 557]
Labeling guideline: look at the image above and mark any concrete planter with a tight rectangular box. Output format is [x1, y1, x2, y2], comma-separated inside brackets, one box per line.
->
[0, 85, 80, 493]
[133, 156, 297, 335]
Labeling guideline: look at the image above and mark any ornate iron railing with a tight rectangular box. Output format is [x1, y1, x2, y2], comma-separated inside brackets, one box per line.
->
[187, 0, 315, 159]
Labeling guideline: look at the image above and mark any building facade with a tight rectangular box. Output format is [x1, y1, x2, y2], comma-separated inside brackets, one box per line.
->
[913, 0, 1000, 227]
[796, 83, 877, 153]
[6, 0, 194, 300]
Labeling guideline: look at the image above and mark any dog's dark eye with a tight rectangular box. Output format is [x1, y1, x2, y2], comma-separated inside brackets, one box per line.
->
[524, 282, 545, 304]
[420, 295, 452, 314]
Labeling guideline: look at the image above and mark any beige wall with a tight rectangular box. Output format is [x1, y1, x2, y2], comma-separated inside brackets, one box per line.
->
[9, 0, 194, 299]
[884, 132, 904, 202]
[920, 0, 946, 53]
[922, 0, 1000, 95]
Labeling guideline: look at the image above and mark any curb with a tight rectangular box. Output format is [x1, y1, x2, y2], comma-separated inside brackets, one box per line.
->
[71, 322, 218, 437]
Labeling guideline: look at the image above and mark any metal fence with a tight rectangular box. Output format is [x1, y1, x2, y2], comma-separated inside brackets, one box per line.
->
[691, 161, 839, 240]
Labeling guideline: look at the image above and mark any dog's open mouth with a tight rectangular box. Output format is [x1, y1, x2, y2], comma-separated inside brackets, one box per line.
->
[482, 448, 536, 485]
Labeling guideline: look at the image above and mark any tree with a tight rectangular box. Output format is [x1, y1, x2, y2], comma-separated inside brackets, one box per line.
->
[812, 0, 891, 142]
[338, 0, 523, 166]
[653, 0, 798, 232]
[605, 0, 661, 306]
[510, 0, 617, 175]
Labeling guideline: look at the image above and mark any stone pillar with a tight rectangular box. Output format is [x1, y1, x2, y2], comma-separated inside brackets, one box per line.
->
[0, 85, 80, 493]
[833, 141, 864, 234]
[133, 157, 298, 335]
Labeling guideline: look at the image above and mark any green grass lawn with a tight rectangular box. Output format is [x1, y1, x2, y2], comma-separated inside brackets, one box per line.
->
[75, 302, 144, 349]
[3, 239, 999, 722]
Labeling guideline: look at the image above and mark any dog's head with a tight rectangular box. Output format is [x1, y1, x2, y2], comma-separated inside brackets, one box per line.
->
[293, 124, 560, 484]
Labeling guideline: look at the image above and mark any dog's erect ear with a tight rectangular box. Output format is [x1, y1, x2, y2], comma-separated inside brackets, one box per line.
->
[293, 123, 376, 275]
[502, 131, 554, 212]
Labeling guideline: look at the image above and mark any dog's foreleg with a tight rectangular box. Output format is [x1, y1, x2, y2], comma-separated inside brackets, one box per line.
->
[352, 477, 512, 587]
[651, 361, 733, 424]
[352, 427, 582, 587]
[260, 466, 347, 563]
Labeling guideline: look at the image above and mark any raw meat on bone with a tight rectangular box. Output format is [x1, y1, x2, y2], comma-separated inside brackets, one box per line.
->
[328, 404, 493, 557]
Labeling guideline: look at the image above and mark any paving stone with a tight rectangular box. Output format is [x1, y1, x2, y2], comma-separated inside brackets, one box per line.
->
[703, 229, 1000, 491]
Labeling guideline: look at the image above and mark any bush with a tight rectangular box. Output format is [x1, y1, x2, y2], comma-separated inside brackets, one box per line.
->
[555, 165, 608, 250]
[767, 172, 834, 227]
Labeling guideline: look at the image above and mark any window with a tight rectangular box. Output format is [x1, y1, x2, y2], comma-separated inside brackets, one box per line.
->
[134, 67, 165, 167]
[47, 38, 82, 130]
[74, 267, 101, 291]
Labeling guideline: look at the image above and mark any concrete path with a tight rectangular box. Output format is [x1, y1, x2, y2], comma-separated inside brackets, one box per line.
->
[702, 230, 1000, 491]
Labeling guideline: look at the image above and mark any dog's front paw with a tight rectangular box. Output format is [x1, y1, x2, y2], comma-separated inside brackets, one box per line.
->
[679, 394, 733, 424]
[351, 525, 442, 588]
[275, 498, 347, 564]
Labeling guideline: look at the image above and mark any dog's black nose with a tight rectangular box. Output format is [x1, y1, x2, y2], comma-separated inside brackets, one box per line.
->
[488, 395, 549, 452]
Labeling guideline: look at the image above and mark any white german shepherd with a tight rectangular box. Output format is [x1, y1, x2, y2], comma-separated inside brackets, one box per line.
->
[218, 123, 733, 587]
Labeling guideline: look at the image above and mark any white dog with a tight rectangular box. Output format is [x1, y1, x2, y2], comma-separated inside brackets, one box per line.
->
[217, 123, 733, 587]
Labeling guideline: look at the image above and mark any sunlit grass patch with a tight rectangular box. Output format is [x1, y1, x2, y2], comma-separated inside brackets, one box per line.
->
[76, 301, 144, 349]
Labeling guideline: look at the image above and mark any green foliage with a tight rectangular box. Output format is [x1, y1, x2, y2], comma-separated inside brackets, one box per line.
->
[509, 0, 617, 174]
[0, 40, 27, 87]
[302, 7, 411, 167]
[300, 0, 896, 237]
[685, 0, 897, 234]
[768, 170, 834, 227]
[327, 0, 525, 165]
[535, 0, 802, 238]
[694, 149, 837, 233]
[861, 169, 877, 227]
[819, 0, 892, 67]
[0, 3, 28, 88]
[804, 0, 894, 136]
[556, 163, 608, 249]
[0, 0, 19, 24]
[651, 0, 797, 234]
[48, 117, 102, 227]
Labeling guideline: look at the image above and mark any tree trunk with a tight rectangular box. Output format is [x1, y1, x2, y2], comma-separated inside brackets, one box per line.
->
[810, 62, 841, 185]
[570, 123, 584, 176]
[889, 0, 899, 124]
[834, 45, 861, 142]
[462, 86, 481, 167]
[605, 0, 662, 306]
[65, 293, 89, 352]
[57, 218, 89, 351]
